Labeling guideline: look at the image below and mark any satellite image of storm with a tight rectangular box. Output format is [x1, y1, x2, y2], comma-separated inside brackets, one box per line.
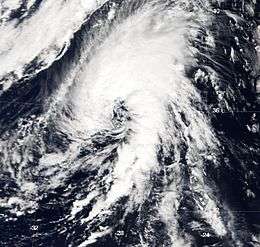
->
[0, 0, 259, 246]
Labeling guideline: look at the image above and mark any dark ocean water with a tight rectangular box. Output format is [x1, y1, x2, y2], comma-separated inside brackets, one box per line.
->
[0, 0, 259, 246]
